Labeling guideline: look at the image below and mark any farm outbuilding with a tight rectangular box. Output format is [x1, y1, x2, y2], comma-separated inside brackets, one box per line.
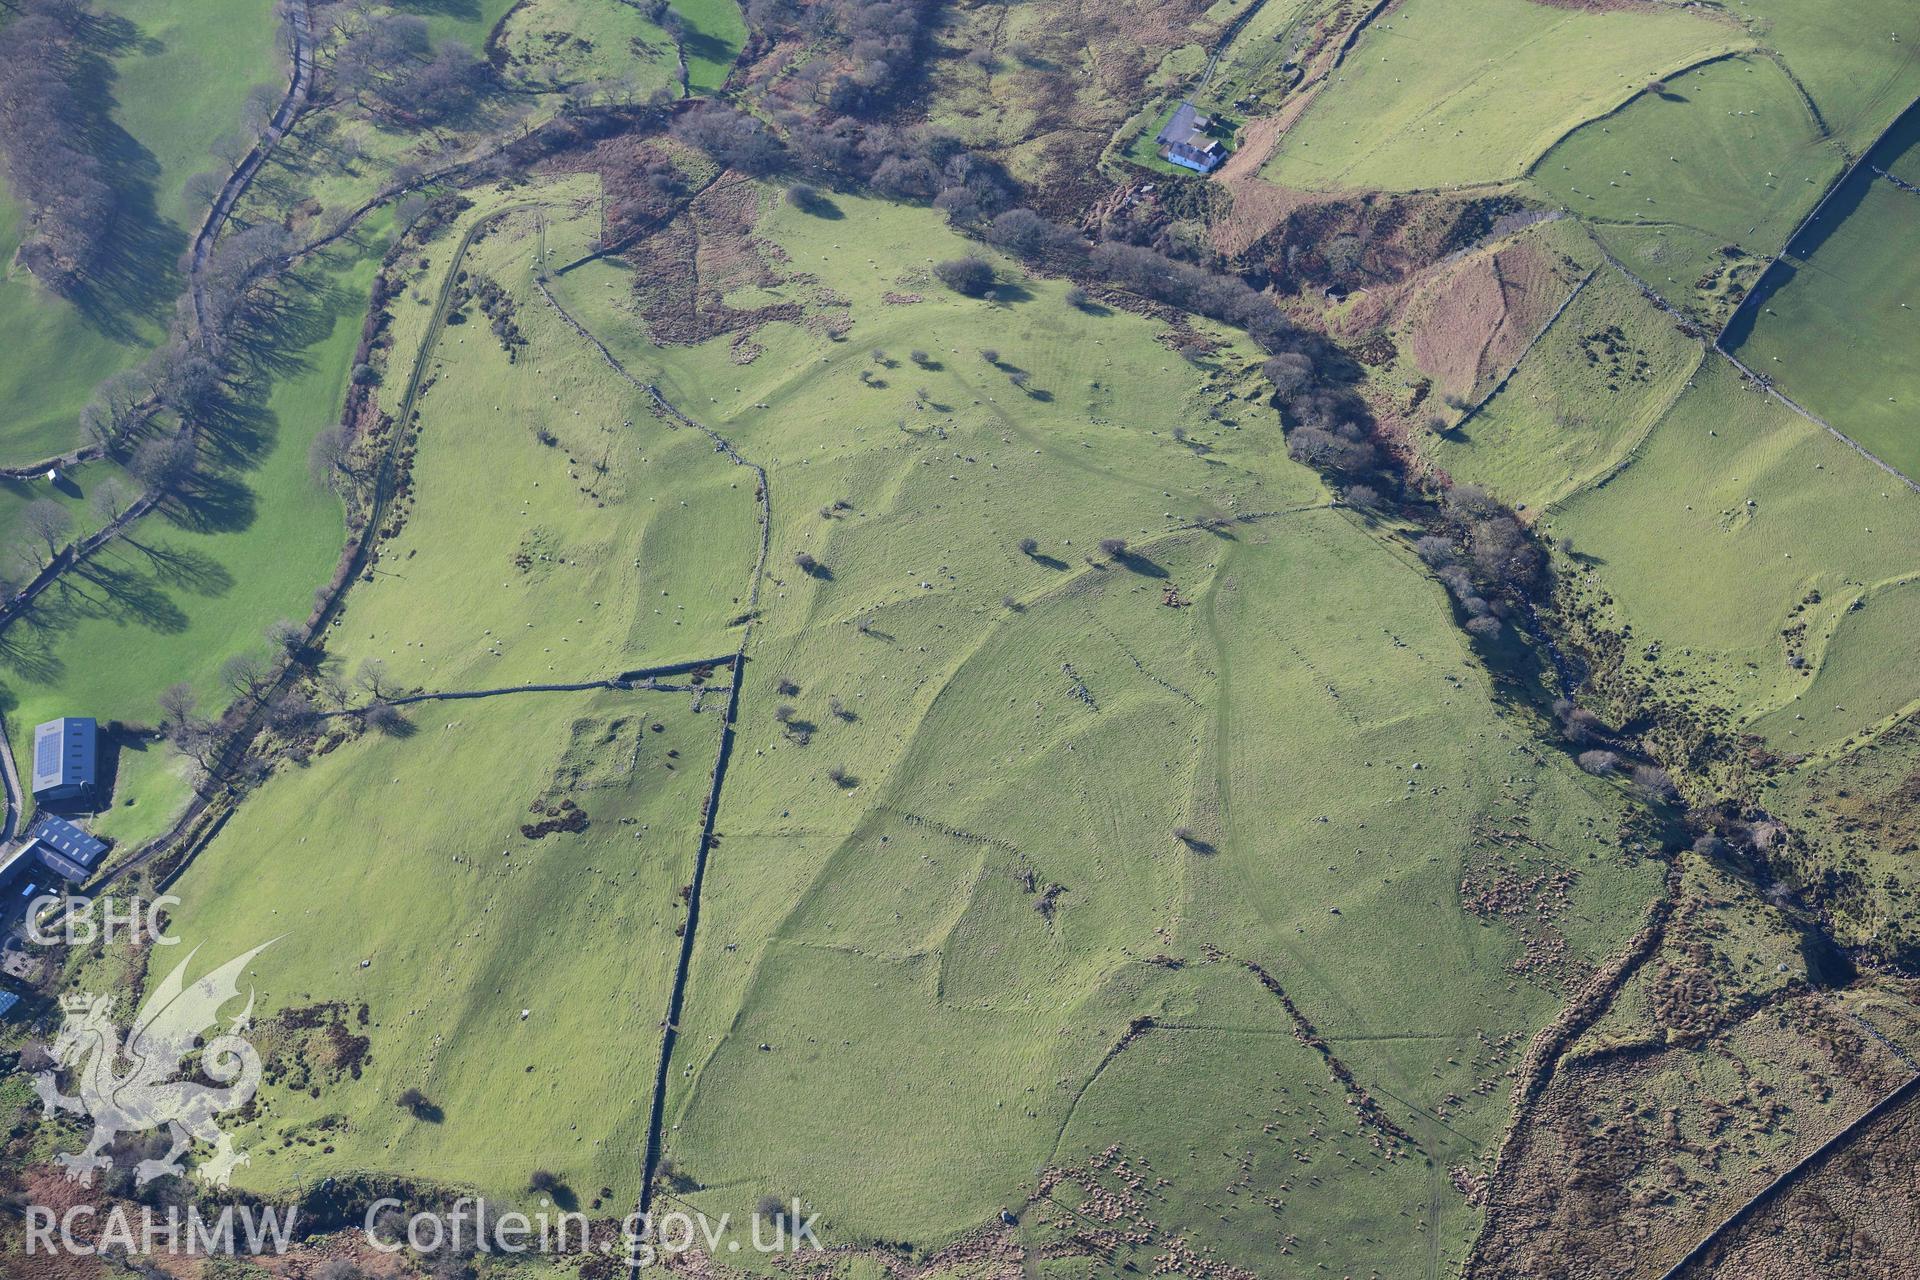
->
[25, 815, 107, 883]
[31, 716, 97, 803]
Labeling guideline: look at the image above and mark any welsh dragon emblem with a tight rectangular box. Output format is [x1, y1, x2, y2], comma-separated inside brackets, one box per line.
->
[32, 942, 274, 1187]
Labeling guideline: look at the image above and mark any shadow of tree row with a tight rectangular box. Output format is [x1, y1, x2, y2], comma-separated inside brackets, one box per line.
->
[0, 245, 367, 694]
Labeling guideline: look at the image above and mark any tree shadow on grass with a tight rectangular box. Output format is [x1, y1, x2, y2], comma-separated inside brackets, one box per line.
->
[66, 556, 194, 633]
[680, 26, 735, 77]
[7, 536, 231, 679]
[160, 263, 362, 537]
[161, 463, 260, 537]
[63, 13, 187, 343]
[120, 537, 235, 598]
[794, 194, 844, 220]
[1114, 550, 1168, 579]
[0, 629, 66, 687]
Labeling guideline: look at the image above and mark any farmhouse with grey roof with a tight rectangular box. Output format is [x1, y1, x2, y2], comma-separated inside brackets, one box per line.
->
[1156, 101, 1225, 173]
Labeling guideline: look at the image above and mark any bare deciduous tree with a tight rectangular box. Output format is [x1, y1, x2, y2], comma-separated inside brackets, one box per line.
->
[21, 500, 72, 562]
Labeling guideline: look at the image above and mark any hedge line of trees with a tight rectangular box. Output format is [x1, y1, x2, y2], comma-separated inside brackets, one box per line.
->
[329, 12, 488, 125]
[0, 0, 118, 294]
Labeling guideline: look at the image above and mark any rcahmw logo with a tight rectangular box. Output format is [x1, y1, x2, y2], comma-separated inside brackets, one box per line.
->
[26, 1204, 299, 1257]
[33, 941, 275, 1187]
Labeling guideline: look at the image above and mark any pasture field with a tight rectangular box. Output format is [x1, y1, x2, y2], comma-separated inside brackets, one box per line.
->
[0, 472, 113, 565]
[525, 186, 1663, 1269]
[1427, 261, 1705, 509]
[1724, 116, 1920, 481]
[1, 0, 1913, 1263]
[1260, 0, 1735, 192]
[160, 687, 713, 1202]
[82, 735, 195, 848]
[406, 0, 521, 48]
[668, 0, 747, 93]
[0, 0, 283, 458]
[1746, 577, 1920, 754]
[1529, 54, 1844, 323]
[326, 192, 760, 694]
[496, 0, 743, 95]
[1543, 357, 1920, 753]
[0, 195, 150, 462]
[497, 0, 683, 96]
[0, 226, 388, 836]
[1736, 0, 1920, 154]
[103, 0, 285, 231]
[0, 0, 280, 460]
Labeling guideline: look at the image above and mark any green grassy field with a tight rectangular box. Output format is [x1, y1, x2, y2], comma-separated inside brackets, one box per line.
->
[1544, 356, 1920, 750]
[109, 175, 1665, 1264]
[1261, 0, 1736, 191]
[104, 0, 285, 230]
[1737, 0, 1920, 154]
[494, 0, 743, 95]
[669, 0, 746, 92]
[402, 0, 521, 48]
[327, 191, 758, 694]
[161, 687, 711, 1203]
[1724, 117, 1920, 481]
[1747, 576, 1920, 753]
[1430, 262, 1705, 509]
[498, 0, 684, 95]
[520, 186, 1663, 1271]
[0, 196, 151, 462]
[1530, 53, 1845, 323]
